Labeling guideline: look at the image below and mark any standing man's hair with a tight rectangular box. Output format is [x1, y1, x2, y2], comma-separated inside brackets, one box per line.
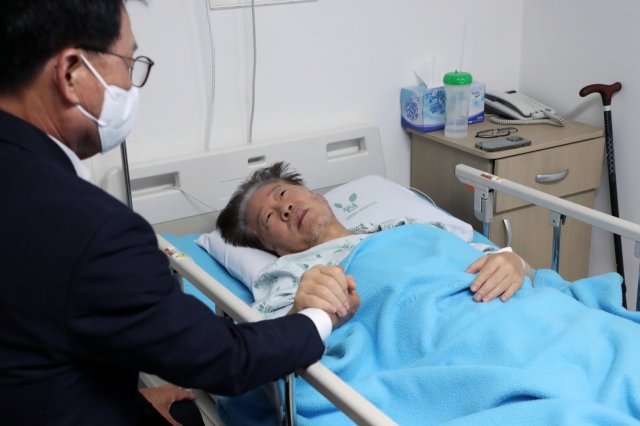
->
[0, 0, 140, 96]
[217, 162, 305, 254]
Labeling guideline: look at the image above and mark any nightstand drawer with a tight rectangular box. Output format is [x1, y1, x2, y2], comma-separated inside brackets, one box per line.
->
[493, 137, 604, 212]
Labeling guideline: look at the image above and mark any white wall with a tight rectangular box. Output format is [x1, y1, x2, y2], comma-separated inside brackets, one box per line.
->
[520, 0, 640, 309]
[87, 0, 524, 190]
[204, 0, 524, 188]
[84, 1, 214, 186]
[87, 0, 638, 308]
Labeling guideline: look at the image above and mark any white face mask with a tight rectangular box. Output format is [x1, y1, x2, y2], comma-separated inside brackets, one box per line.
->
[76, 54, 140, 153]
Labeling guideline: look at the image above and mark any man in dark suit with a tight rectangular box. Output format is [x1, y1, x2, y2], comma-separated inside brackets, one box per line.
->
[0, 1, 360, 425]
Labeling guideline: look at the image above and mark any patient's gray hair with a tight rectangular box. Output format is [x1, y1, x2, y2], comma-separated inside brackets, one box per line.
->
[216, 162, 305, 254]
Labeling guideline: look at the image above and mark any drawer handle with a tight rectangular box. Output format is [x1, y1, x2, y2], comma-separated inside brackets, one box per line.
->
[503, 218, 513, 247]
[536, 168, 569, 183]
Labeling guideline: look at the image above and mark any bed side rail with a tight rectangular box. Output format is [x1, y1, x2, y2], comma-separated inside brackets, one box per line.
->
[156, 235, 398, 426]
[455, 164, 640, 309]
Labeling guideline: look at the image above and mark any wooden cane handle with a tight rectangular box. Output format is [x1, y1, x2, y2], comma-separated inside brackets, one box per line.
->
[579, 82, 622, 106]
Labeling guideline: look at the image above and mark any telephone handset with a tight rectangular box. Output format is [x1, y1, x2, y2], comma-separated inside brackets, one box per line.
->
[484, 91, 566, 127]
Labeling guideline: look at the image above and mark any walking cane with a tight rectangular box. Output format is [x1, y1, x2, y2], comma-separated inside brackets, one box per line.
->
[579, 82, 626, 308]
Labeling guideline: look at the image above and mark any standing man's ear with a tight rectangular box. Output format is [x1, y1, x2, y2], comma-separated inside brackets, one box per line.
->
[53, 48, 85, 106]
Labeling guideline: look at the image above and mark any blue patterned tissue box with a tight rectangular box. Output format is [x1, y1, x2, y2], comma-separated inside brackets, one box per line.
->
[401, 81, 485, 133]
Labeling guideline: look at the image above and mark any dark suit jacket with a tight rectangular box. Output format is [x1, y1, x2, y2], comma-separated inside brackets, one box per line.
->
[0, 109, 325, 425]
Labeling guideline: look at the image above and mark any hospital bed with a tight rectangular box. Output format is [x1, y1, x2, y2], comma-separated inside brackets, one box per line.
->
[106, 125, 640, 425]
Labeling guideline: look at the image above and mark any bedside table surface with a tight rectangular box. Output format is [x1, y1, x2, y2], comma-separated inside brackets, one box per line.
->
[406, 117, 604, 159]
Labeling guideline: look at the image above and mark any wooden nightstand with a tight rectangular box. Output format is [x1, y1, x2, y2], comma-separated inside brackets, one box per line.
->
[409, 119, 605, 281]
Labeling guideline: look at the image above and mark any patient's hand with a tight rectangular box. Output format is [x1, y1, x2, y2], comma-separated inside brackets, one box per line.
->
[465, 252, 530, 303]
[289, 265, 360, 329]
[328, 284, 360, 330]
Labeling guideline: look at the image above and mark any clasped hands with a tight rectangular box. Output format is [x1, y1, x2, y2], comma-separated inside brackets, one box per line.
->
[289, 252, 531, 330]
[288, 265, 360, 330]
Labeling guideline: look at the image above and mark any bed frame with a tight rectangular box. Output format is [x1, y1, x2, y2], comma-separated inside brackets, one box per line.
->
[456, 164, 640, 311]
[103, 123, 386, 227]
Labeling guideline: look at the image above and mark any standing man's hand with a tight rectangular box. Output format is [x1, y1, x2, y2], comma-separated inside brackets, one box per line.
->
[289, 265, 360, 329]
[139, 384, 196, 426]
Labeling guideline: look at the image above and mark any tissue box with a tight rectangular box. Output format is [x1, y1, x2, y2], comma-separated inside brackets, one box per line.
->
[401, 81, 485, 133]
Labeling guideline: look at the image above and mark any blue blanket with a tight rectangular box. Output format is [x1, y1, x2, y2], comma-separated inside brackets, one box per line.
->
[218, 224, 640, 425]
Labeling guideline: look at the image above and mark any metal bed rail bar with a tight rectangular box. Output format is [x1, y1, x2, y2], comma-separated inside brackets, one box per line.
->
[156, 235, 398, 426]
[454, 164, 640, 309]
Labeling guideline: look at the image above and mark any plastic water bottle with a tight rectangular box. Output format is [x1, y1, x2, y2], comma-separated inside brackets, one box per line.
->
[443, 70, 472, 138]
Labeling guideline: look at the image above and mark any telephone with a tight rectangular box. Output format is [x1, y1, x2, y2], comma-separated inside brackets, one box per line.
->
[484, 91, 565, 127]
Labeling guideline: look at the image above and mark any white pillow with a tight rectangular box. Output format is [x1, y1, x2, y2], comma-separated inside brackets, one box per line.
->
[195, 175, 473, 289]
[325, 175, 473, 242]
[194, 230, 277, 290]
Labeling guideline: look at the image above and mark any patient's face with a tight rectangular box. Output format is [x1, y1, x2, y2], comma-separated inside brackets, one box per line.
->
[245, 182, 335, 256]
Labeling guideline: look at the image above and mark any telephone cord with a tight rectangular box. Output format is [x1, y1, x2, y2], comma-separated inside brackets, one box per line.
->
[489, 110, 566, 127]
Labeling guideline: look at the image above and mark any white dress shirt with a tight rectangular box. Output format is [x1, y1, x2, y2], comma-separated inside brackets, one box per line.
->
[48, 135, 91, 181]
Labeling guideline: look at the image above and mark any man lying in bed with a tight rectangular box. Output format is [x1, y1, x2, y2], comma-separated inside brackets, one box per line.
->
[215, 163, 640, 425]
[216, 162, 534, 319]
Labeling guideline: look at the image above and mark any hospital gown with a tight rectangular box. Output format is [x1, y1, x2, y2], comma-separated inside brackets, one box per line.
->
[251, 218, 497, 319]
